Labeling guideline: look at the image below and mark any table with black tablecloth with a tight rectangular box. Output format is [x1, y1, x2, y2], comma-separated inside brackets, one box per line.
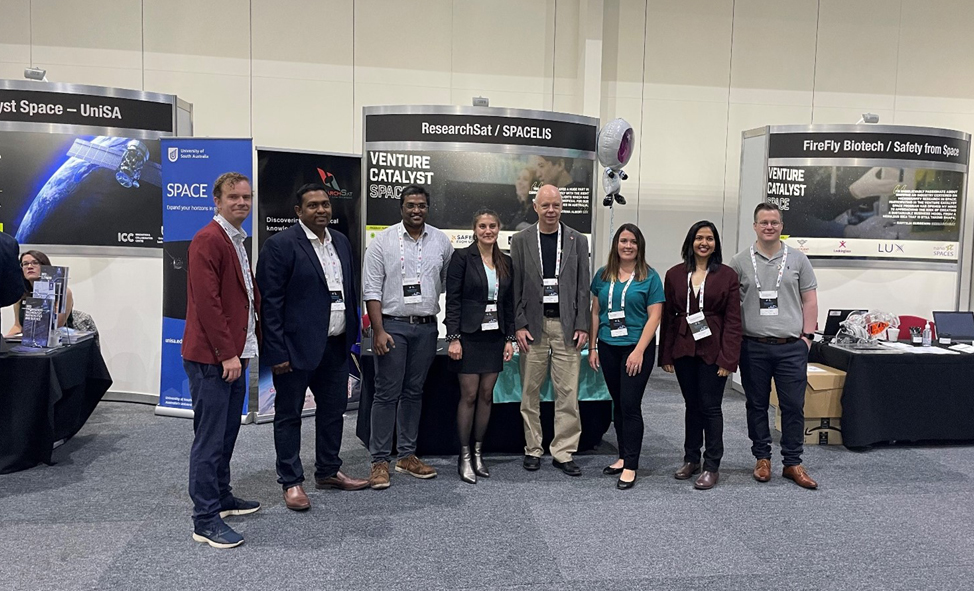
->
[0, 339, 112, 473]
[811, 341, 974, 448]
[356, 338, 612, 455]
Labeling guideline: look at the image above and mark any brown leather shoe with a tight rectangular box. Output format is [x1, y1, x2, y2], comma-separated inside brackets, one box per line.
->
[782, 464, 818, 489]
[694, 470, 719, 490]
[674, 462, 700, 480]
[394, 454, 437, 479]
[753, 458, 771, 482]
[283, 485, 310, 511]
[369, 462, 390, 490]
[315, 471, 370, 491]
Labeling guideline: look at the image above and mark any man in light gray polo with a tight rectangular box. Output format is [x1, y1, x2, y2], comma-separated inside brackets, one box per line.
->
[729, 202, 819, 489]
[363, 184, 454, 490]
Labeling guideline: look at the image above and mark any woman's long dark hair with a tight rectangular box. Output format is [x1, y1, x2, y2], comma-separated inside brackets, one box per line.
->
[19, 249, 52, 296]
[681, 220, 722, 272]
[601, 223, 649, 282]
[472, 209, 509, 279]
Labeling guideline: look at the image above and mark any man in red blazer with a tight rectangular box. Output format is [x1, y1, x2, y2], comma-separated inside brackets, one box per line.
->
[182, 172, 261, 549]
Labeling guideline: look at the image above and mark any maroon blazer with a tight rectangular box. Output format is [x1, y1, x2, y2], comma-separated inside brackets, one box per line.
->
[181, 220, 261, 365]
[658, 263, 742, 371]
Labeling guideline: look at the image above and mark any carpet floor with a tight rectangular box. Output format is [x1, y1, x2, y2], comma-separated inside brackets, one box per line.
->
[2, 371, 973, 590]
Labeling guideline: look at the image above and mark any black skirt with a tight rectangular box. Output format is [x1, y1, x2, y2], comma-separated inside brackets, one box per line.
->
[448, 329, 506, 374]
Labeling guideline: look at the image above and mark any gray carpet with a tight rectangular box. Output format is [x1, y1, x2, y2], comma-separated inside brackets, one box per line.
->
[2, 371, 973, 591]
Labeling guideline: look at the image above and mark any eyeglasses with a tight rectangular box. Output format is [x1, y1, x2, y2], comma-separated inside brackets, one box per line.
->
[21, 261, 40, 268]
[403, 203, 428, 211]
[756, 221, 781, 228]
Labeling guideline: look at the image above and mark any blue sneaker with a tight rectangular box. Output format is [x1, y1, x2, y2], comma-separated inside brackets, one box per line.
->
[192, 520, 244, 549]
[219, 497, 261, 518]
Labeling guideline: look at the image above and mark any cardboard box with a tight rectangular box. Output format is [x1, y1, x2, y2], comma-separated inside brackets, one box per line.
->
[770, 363, 846, 418]
[774, 411, 843, 445]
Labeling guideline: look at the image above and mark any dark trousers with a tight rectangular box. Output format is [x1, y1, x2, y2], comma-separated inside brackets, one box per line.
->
[184, 359, 247, 528]
[273, 334, 348, 489]
[370, 320, 437, 464]
[673, 356, 727, 471]
[597, 341, 655, 470]
[740, 338, 808, 466]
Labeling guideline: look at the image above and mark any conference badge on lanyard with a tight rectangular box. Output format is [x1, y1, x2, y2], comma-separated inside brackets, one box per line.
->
[687, 271, 711, 341]
[539, 224, 562, 304]
[543, 278, 559, 303]
[750, 244, 786, 317]
[482, 303, 499, 331]
[608, 273, 634, 338]
[403, 279, 422, 304]
[325, 271, 345, 311]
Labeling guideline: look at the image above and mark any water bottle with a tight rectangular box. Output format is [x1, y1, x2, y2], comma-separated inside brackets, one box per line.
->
[922, 322, 932, 347]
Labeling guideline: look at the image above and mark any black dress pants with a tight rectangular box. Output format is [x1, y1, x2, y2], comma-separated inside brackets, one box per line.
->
[740, 338, 808, 466]
[597, 341, 655, 470]
[273, 334, 348, 488]
[673, 356, 727, 471]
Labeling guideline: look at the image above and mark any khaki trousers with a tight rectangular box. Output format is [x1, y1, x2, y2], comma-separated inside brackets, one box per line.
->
[520, 316, 581, 462]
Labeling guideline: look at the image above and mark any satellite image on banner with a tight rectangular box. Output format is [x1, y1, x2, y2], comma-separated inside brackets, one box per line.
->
[365, 150, 593, 249]
[0, 130, 162, 247]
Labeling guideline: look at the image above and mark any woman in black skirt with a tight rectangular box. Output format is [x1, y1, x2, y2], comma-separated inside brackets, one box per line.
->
[445, 209, 516, 483]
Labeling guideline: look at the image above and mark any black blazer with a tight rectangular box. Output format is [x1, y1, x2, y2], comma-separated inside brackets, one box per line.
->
[0, 232, 22, 308]
[445, 244, 515, 338]
[256, 223, 359, 372]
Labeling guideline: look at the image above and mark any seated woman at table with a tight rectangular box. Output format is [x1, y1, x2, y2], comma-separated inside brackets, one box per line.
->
[659, 221, 742, 490]
[5, 250, 74, 336]
[588, 224, 664, 490]
[445, 209, 515, 484]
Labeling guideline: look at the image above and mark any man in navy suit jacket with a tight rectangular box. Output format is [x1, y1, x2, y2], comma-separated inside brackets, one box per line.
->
[256, 183, 369, 511]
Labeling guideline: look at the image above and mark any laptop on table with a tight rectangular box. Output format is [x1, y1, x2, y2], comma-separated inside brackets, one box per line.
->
[932, 311, 974, 344]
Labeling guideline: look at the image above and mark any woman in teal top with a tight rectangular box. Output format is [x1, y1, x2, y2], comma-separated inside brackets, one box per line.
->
[588, 223, 664, 489]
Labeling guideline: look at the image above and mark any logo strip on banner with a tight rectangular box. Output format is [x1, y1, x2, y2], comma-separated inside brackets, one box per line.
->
[158, 137, 254, 417]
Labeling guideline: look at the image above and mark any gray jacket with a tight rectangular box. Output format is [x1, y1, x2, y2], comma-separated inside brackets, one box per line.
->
[510, 223, 591, 346]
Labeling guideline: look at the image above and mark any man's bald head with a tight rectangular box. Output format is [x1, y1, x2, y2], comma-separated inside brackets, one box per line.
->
[534, 184, 563, 231]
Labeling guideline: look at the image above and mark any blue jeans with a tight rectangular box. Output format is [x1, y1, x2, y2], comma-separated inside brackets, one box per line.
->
[740, 339, 808, 466]
[184, 359, 247, 527]
[369, 320, 437, 464]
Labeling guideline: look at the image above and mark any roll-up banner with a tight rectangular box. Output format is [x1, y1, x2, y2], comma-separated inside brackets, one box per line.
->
[362, 106, 599, 249]
[757, 125, 971, 261]
[158, 138, 254, 418]
[254, 148, 363, 420]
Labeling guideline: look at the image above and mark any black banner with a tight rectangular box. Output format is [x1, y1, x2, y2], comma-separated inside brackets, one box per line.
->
[0, 88, 173, 132]
[0, 130, 162, 247]
[256, 150, 362, 263]
[365, 113, 597, 152]
[769, 132, 969, 165]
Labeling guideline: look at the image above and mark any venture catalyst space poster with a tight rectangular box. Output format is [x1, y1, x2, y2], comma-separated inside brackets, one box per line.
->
[763, 129, 970, 260]
[0, 130, 162, 247]
[363, 108, 598, 249]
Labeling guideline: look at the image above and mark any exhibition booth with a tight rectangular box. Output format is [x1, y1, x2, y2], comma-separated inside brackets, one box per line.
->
[3, 80, 974, 474]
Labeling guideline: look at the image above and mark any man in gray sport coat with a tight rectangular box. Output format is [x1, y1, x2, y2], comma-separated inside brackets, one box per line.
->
[510, 184, 591, 476]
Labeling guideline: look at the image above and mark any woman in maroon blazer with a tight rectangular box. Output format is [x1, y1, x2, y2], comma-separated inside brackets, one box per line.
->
[659, 221, 742, 490]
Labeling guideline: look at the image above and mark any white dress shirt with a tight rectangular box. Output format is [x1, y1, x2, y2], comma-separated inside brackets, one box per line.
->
[298, 220, 346, 336]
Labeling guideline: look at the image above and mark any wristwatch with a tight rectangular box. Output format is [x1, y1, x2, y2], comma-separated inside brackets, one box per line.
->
[801, 332, 815, 341]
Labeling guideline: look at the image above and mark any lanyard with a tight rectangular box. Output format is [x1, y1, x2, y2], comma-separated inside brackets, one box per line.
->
[398, 223, 423, 277]
[750, 243, 787, 291]
[687, 270, 707, 315]
[608, 271, 635, 312]
[537, 223, 562, 277]
[321, 230, 341, 285]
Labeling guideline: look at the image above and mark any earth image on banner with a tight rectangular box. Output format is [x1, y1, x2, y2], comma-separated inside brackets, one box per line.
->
[15, 136, 162, 243]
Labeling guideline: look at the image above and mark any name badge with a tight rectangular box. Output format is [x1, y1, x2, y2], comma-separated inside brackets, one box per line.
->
[403, 277, 422, 304]
[543, 277, 559, 303]
[329, 290, 345, 312]
[758, 290, 779, 316]
[608, 310, 628, 337]
[481, 303, 499, 331]
[687, 311, 712, 341]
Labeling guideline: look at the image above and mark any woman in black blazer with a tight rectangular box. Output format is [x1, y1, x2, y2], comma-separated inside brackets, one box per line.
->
[445, 209, 515, 484]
